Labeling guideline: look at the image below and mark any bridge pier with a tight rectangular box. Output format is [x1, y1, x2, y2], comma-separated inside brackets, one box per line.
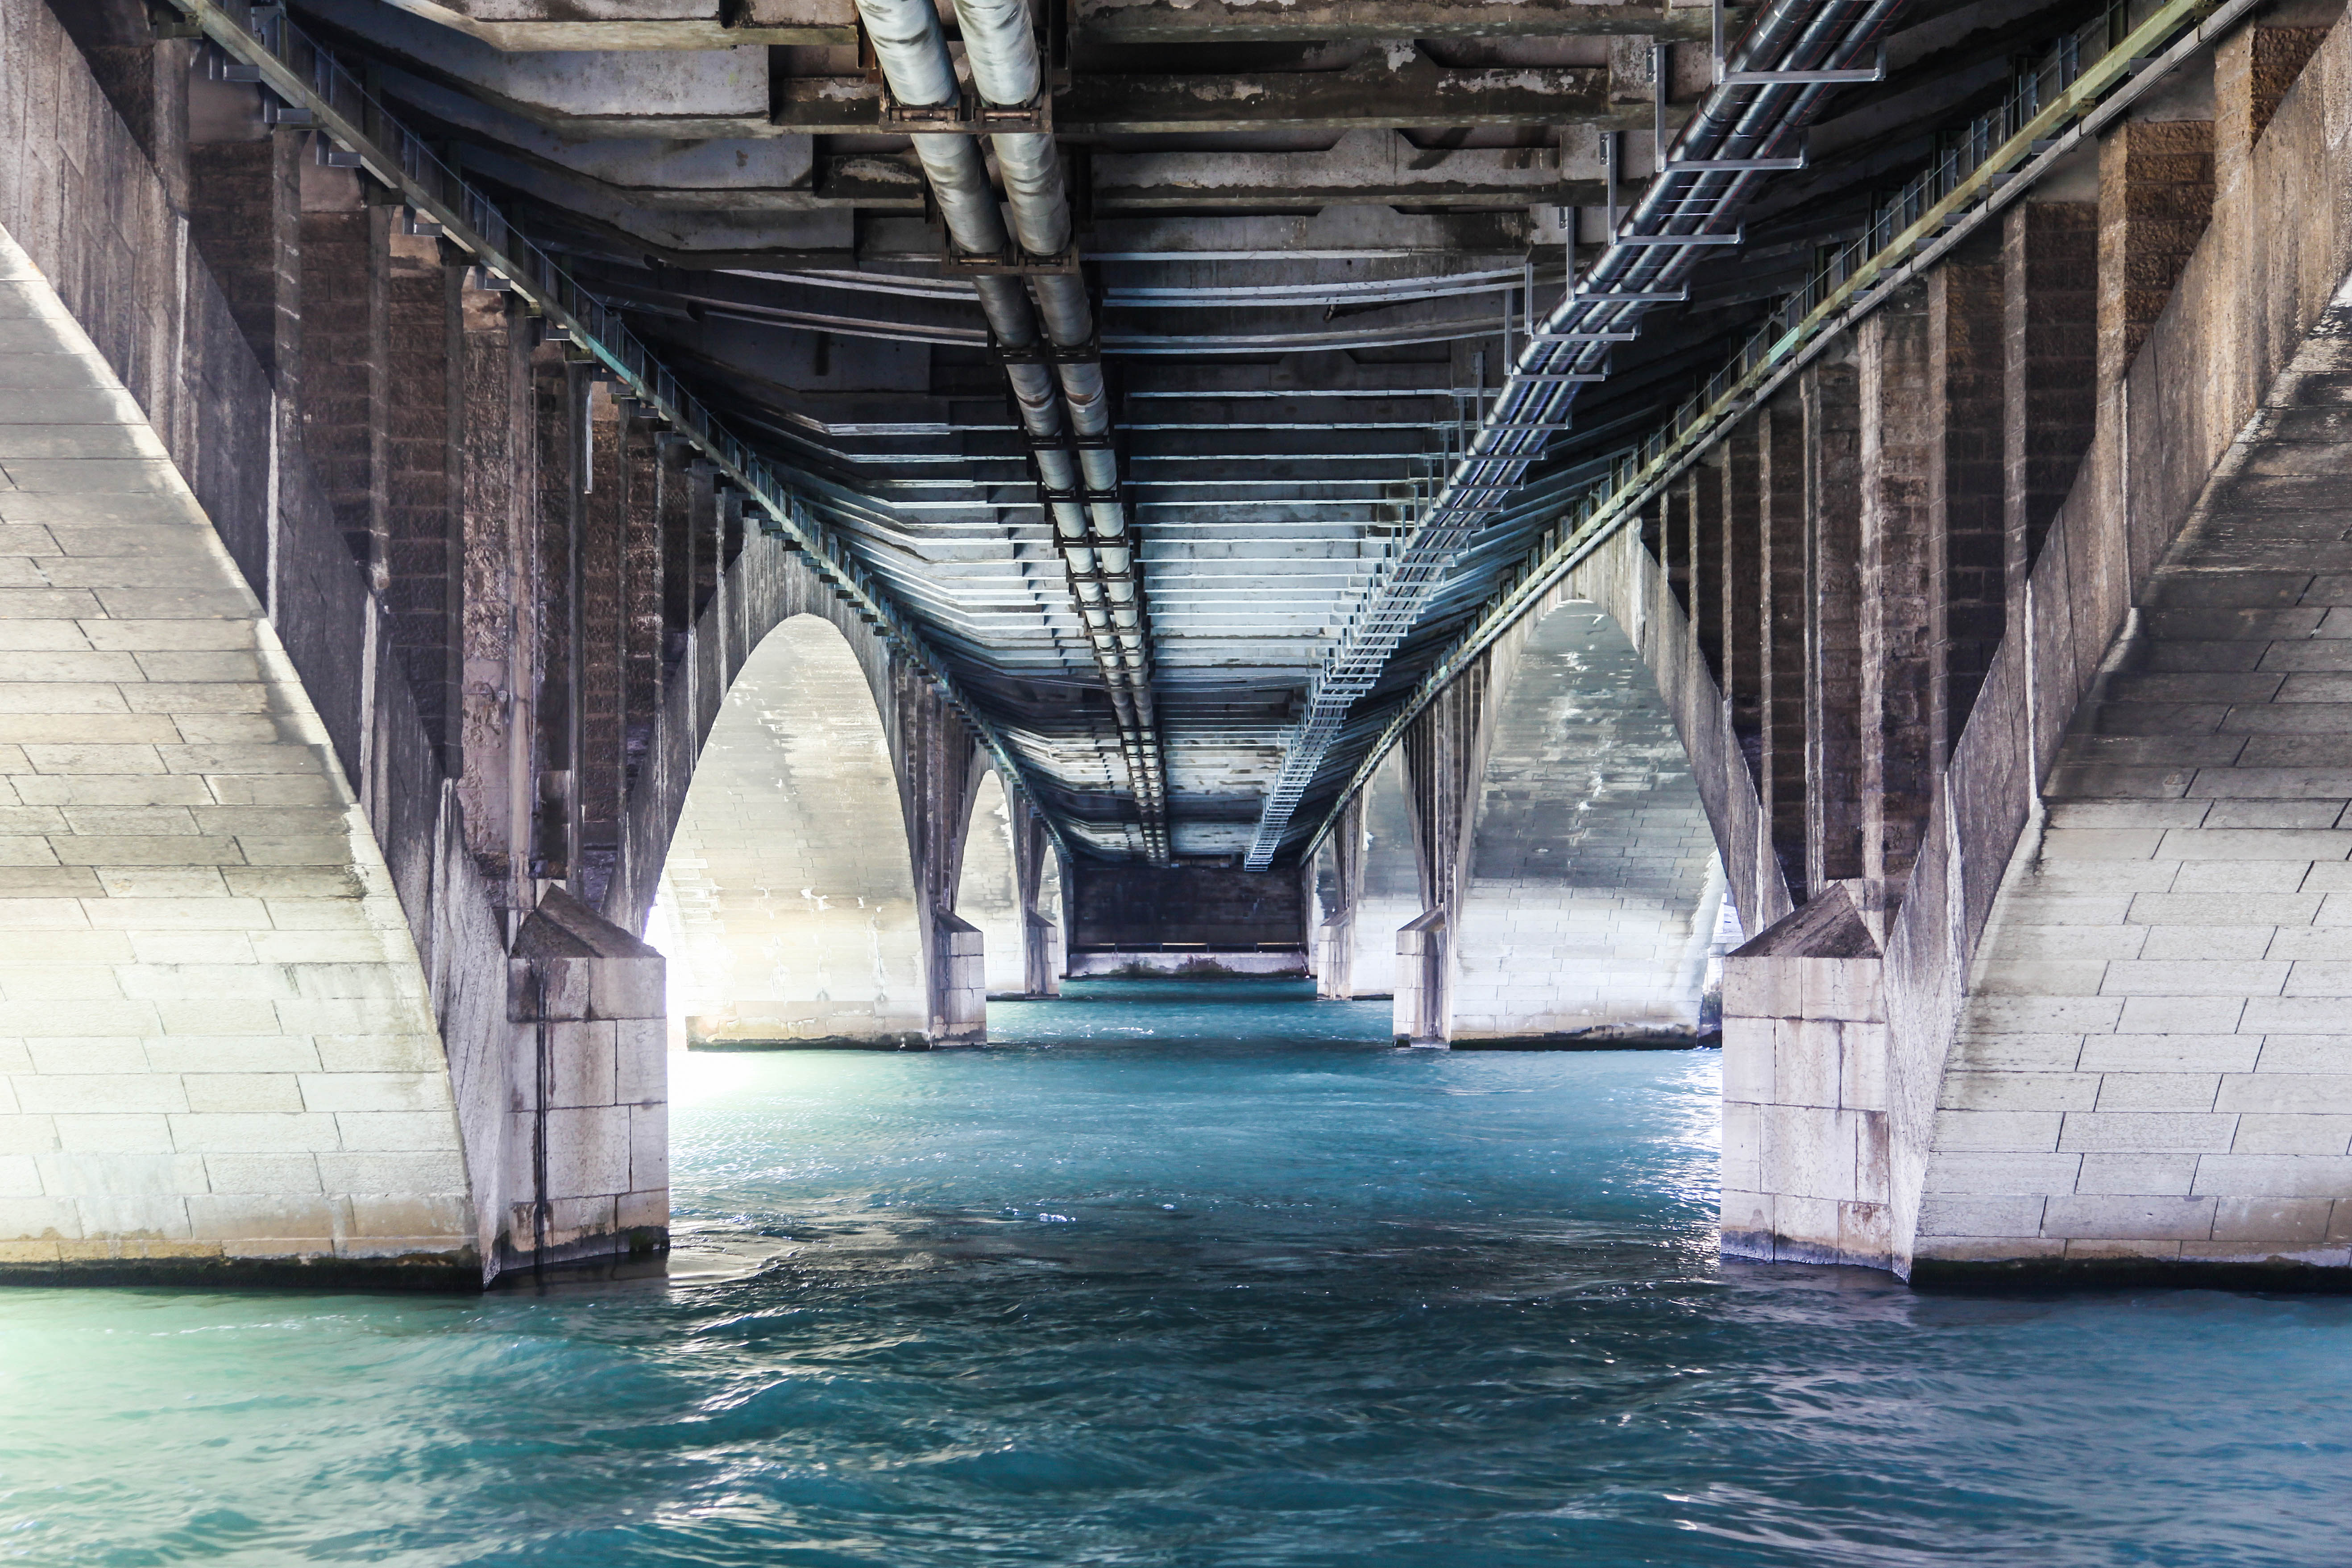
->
[1714, 12, 2352, 1280]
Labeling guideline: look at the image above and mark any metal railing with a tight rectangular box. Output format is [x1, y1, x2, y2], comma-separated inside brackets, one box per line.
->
[162, 0, 1070, 853]
[1293, 0, 2253, 866]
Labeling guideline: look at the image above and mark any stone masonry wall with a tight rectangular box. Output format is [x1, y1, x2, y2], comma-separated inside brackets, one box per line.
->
[0, 226, 476, 1279]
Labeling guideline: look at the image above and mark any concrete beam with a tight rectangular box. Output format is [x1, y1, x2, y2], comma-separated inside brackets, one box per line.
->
[776, 62, 1622, 136]
[1077, 0, 1727, 42]
[373, 0, 1727, 48]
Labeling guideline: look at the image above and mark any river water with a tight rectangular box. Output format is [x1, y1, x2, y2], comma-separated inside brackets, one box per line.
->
[1, 978, 2345, 1566]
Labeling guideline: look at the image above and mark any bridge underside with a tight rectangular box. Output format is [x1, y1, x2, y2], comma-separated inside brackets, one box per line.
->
[2, 0, 2351, 1289]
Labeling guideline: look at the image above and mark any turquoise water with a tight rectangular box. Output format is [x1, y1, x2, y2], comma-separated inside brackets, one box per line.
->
[2, 978, 2347, 1566]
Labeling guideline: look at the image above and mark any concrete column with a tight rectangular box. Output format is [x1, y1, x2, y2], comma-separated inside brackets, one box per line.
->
[183, 126, 300, 387]
[1662, 479, 1693, 621]
[1315, 789, 1366, 1000]
[2002, 200, 2098, 604]
[1801, 356, 1864, 888]
[456, 279, 534, 907]
[1927, 232, 2007, 765]
[622, 415, 664, 798]
[1394, 655, 1490, 1044]
[2098, 119, 2215, 390]
[1856, 286, 1936, 884]
[577, 385, 627, 905]
[1013, 805, 1063, 998]
[1688, 462, 1726, 689]
[296, 190, 386, 572]
[1721, 422, 1764, 772]
[1759, 394, 1808, 896]
[382, 229, 463, 776]
[530, 352, 583, 884]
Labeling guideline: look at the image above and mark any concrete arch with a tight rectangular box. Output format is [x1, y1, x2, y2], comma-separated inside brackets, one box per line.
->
[1451, 601, 1727, 1043]
[958, 768, 1023, 997]
[660, 614, 929, 1048]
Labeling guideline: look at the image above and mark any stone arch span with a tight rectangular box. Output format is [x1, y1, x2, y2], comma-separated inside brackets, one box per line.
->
[659, 615, 930, 1048]
[1450, 600, 1728, 1044]
[954, 767, 1064, 999]
[1318, 585, 1733, 1045]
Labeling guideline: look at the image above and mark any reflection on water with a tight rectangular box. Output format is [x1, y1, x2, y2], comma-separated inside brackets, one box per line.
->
[0, 979, 2345, 1566]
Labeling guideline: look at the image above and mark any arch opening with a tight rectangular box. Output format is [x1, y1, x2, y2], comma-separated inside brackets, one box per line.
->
[1451, 600, 1730, 1043]
[653, 614, 929, 1048]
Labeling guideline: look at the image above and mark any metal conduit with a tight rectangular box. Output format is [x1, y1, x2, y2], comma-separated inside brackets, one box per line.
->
[852, 0, 1170, 861]
[1242, 0, 1912, 869]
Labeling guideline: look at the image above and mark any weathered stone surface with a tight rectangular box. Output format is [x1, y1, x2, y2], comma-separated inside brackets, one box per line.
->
[0, 223, 474, 1279]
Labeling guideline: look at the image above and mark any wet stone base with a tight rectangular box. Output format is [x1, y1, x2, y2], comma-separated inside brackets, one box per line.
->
[1908, 1255, 2352, 1294]
[1448, 1029, 1723, 1051]
[0, 1249, 485, 1292]
[687, 1034, 934, 1051]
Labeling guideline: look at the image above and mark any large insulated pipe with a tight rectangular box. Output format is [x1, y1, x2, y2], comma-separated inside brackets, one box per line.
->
[855, 0, 1167, 851]
[954, 0, 1158, 738]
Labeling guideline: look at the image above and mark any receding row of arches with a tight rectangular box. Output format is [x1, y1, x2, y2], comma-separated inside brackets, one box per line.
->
[646, 597, 1729, 1049]
[644, 614, 1060, 1048]
[1313, 598, 1730, 1045]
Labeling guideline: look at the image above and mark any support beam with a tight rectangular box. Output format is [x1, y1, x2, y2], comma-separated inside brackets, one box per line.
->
[775, 64, 1621, 136]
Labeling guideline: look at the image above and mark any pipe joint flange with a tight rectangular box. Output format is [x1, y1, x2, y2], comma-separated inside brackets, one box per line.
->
[879, 83, 1053, 135]
[948, 244, 1082, 278]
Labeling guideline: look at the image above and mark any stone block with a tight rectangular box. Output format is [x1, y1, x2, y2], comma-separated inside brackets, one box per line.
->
[0, 1196, 80, 1237]
[11, 1072, 185, 1115]
[180, 1073, 303, 1114]
[314, 1150, 468, 1194]
[334, 1111, 463, 1153]
[1920, 1150, 2082, 1194]
[2253, 1037, 2352, 1073]
[629, 1103, 666, 1194]
[617, 1186, 669, 1233]
[2189, 1154, 2352, 1197]
[2230, 1113, 2352, 1154]
[185, 1193, 334, 1240]
[202, 1153, 321, 1194]
[49, 1114, 173, 1153]
[2100, 960, 2289, 997]
[2057, 1110, 2240, 1153]
[1933, 1108, 2065, 1151]
[345, 1193, 473, 1240]
[1912, 1234, 2068, 1262]
[1940, 1071, 2099, 1112]
[143, 1036, 321, 1074]
[543, 1105, 631, 1199]
[2209, 1196, 2334, 1242]
[1771, 1018, 1842, 1108]
[1918, 1193, 2048, 1236]
[1762, 1103, 1856, 1201]
[166, 1112, 342, 1153]
[2041, 1194, 2216, 1240]
[2140, 927, 2277, 962]
[2074, 1153, 2199, 1195]
[614, 1017, 665, 1103]
[2116, 996, 2248, 1033]
[2215, 1073, 2352, 1113]
[24, 1037, 143, 1074]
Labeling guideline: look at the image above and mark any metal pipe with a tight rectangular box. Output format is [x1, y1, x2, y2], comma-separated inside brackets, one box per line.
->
[851, 0, 1169, 859]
